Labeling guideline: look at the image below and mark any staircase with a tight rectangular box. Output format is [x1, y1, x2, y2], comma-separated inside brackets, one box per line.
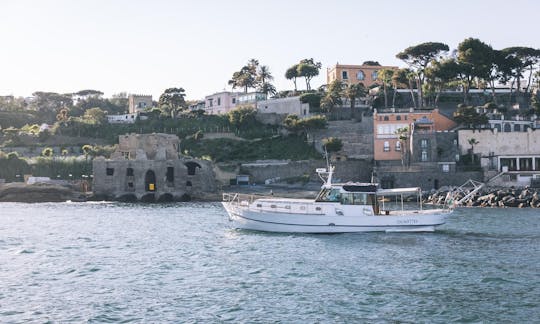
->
[310, 118, 374, 159]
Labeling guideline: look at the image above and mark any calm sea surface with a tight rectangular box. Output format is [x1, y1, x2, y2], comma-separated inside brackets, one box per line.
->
[0, 202, 539, 323]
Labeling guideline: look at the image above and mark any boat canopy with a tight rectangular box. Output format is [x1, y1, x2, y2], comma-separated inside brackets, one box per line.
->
[341, 184, 377, 193]
[377, 187, 421, 196]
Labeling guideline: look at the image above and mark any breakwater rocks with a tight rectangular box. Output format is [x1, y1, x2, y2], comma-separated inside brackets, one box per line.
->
[426, 187, 540, 208]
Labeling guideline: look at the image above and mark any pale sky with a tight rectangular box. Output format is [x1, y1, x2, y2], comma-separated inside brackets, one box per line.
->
[1, 0, 539, 101]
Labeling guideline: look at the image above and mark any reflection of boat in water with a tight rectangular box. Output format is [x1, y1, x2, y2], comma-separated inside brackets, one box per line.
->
[222, 166, 453, 233]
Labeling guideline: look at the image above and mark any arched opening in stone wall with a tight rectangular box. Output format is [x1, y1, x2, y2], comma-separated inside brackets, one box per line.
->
[117, 193, 137, 202]
[157, 193, 174, 202]
[179, 193, 191, 202]
[184, 162, 201, 176]
[145, 170, 156, 192]
[141, 193, 156, 203]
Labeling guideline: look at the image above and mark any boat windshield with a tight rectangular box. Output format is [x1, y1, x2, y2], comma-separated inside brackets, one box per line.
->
[315, 188, 341, 202]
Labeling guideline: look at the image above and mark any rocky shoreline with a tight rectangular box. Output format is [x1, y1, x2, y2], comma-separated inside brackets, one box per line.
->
[3, 181, 540, 208]
[0, 183, 87, 203]
[426, 187, 540, 208]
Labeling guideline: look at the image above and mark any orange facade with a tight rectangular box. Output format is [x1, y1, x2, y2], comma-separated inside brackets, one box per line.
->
[373, 109, 457, 161]
[327, 64, 398, 88]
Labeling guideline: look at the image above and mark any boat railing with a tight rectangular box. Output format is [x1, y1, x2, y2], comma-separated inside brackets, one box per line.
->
[223, 192, 325, 215]
[223, 193, 273, 206]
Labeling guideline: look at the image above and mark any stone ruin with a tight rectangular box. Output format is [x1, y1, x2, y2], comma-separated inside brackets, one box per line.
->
[92, 133, 216, 202]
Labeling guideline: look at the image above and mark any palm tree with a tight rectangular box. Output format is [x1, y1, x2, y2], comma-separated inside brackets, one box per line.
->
[468, 138, 479, 164]
[258, 82, 277, 98]
[257, 65, 274, 84]
[395, 127, 410, 167]
[392, 68, 417, 108]
[377, 68, 394, 108]
[344, 83, 367, 121]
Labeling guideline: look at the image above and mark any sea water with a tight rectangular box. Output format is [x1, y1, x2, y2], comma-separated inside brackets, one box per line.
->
[0, 202, 539, 323]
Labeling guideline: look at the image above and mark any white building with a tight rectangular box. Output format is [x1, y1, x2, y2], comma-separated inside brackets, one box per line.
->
[107, 113, 139, 124]
[256, 96, 310, 117]
[204, 91, 240, 115]
[458, 128, 540, 174]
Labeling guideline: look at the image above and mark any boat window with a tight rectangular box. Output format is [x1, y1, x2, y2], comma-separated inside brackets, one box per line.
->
[340, 192, 369, 205]
[353, 193, 368, 205]
[315, 188, 341, 202]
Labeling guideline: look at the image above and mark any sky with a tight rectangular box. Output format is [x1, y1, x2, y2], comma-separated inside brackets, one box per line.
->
[1, 0, 539, 101]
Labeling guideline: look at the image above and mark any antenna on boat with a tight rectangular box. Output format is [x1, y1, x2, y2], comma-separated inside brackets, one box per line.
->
[317, 147, 334, 189]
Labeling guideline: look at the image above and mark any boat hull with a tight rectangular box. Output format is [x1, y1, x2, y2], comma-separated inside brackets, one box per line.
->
[222, 202, 450, 233]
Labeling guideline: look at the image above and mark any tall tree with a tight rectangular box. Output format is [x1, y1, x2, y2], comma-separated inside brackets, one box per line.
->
[395, 127, 410, 167]
[425, 58, 459, 107]
[229, 61, 258, 93]
[396, 42, 449, 107]
[256, 65, 275, 98]
[159, 87, 187, 112]
[321, 80, 344, 112]
[468, 138, 479, 164]
[377, 68, 394, 108]
[392, 68, 417, 108]
[285, 65, 299, 92]
[344, 83, 367, 121]
[456, 38, 494, 105]
[500, 47, 540, 97]
[256, 65, 273, 84]
[344, 83, 366, 109]
[297, 58, 322, 90]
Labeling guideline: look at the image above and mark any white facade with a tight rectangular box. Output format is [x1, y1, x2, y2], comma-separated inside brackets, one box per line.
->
[256, 96, 310, 117]
[458, 128, 540, 172]
[107, 112, 139, 124]
[204, 91, 240, 115]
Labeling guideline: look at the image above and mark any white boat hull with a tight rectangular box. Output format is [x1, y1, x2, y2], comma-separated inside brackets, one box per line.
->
[222, 202, 450, 233]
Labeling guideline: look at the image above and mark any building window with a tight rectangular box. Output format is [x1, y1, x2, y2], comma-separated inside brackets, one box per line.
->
[421, 139, 429, 149]
[404, 116, 408, 120]
[383, 116, 389, 121]
[514, 124, 521, 132]
[455, 154, 460, 162]
[232, 98, 236, 104]
[126, 168, 134, 177]
[453, 139, 458, 145]
[421, 150, 428, 162]
[357, 71, 365, 80]
[342, 71, 349, 80]
[371, 70, 378, 80]
[106, 168, 114, 176]
[208, 99, 213, 107]
[303, 109, 307, 115]
[519, 158, 533, 171]
[504, 123, 511, 132]
[383, 141, 390, 152]
[396, 115, 401, 121]
[217, 97, 221, 106]
[166, 167, 174, 183]
[442, 164, 450, 173]
[395, 141, 401, 151]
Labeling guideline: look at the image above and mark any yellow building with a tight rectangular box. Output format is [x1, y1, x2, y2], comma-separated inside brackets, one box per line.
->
[326, 63, 398, 88]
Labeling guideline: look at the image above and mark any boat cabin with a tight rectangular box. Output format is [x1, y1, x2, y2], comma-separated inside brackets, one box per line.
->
[316, 184, 379, 206]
